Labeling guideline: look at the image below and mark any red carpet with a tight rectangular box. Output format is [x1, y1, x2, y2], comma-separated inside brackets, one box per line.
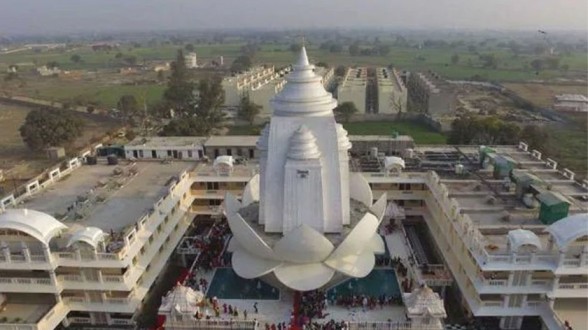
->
[176, 268, 190, 284]
[290, 291, 302, 330]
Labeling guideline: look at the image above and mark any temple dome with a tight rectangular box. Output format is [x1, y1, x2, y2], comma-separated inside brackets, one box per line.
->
[271, 47, 337, 116]
[287, 125, 321, 160]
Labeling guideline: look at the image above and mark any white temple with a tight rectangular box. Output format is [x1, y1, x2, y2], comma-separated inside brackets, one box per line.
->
[224, 47, 386, 291]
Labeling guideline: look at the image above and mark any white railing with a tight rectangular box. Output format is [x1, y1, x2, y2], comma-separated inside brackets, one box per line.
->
[103, 275, 124, 283]
[0, 277, 52, 286]
[481, 300, 503, 307]
[68, 317, 92, 324]
[487, 279, 508, 286]
[558, 283, 588, 290]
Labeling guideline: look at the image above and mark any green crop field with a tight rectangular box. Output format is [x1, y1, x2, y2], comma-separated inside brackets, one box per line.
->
[227, 120, 447, 145]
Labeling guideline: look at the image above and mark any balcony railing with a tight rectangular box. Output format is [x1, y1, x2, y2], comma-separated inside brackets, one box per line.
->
[0, 277, 52, 285]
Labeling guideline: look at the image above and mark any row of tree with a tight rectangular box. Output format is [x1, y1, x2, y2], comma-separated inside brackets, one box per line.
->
[448, 115, 548, 149]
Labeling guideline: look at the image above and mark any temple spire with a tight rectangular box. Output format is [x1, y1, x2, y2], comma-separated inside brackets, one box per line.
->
[295, 45, 310, 67]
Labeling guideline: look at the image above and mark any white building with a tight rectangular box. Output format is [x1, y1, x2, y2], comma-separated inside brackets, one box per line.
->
[186, 52, 198, 69]
[36, 66, 61, 77]
[377, 67, 408, 114]
[124, 136, 206, 160]
[553, 94, 588, 112]
[0, 161, 194, 328]
[337, 68, 367, 114]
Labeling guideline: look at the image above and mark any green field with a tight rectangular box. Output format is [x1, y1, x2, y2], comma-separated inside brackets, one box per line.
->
[2, 42, 585, 82]
[227, 120, 447, 145]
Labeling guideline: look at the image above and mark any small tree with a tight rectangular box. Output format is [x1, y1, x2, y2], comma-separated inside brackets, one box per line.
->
[333, 102, 358, 123]
[46, 61, 59, 69]
[19, 109, 84, 151]
[117, 95, 140, 121]
[124, 55, 138, 66]
[70, 54, 82, 63]
[185, 43, 195, 52]
[451, 54, 460, 65]
[238, 95, 262, 125]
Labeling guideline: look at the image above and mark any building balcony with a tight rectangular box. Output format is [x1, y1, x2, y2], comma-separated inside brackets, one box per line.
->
[0, 277, 57, 293]
[191, 205, 222, 215]
[190, 189, 243, 199]
[551, 282, 588, 298]
[476, 278, 552, 294]
[0, 254, 52, 270]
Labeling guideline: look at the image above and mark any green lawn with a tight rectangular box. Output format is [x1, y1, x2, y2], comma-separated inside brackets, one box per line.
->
[227, 120, 446, 145]
[24, 83, 165, 108]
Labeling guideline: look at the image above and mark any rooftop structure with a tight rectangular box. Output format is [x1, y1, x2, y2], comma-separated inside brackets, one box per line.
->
[553, 94, 588, 112]
[376, 67, 408, 114]
[337, 67, 368, 114]
[406, 70, 456, 116]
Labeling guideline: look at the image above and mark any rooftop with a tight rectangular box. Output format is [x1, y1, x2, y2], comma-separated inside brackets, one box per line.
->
[18, 161, 189, 232]
[204, 136, 260, 147]
[126, 136, 207, 148]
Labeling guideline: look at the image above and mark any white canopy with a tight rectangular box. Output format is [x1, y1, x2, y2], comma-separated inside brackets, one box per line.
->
[507, 229, 542, 252]
[544, 213, 588, 249]
[213, 155, 234, 168]
[404, 284, 446, 318]
[384, 156, 405, 171]
[158, 284, 203, 315]
[67, 227, 107, 249]
[0, 209, 67, 245]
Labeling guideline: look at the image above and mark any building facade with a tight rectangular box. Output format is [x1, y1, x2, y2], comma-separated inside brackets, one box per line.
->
[406, 71, 456, 116]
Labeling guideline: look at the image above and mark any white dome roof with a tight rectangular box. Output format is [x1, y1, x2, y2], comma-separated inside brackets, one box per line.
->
[544, 213, 588, 249]
[508, 229, 542, 252]
[0, 209, 67, 245]
[67, 227, 107, 249]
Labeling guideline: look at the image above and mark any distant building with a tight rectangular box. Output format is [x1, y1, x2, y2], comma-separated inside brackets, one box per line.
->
[337, 67, 368, 113]
[222, 66, 289, 117]
[185, 52, 197, 69]
[315, 66, 336, 91]
[376, 67, 408, 114]
[153, 62, 171, 72]
[36, 65, 61, 76]
[406, 71, 456, 116]
[124, 136, 206, 160]
[553, 94, 588, 112]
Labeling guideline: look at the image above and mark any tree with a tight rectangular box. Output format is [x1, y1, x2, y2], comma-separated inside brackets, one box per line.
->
[530, 59, 544, 72]
[114, 52, 123, 59]
[156, 70, 165, 82]
[333, 102, 358, 123]
[117, 95, 140, 121]
[230, 55, 253, 73]
[163, 49, 194, 114]
[46, 61, 59, 69]
[19, 109, 84, 151]
[448, 115, 521, 145]
[334, 66, 347, 77]
[349, 43, 360, 56]
[124, 55, 137, 66]
[238, 95, 261, 125]
[86, 105, 95, 114]
[185, 43, 195, 52]
[70, 54, 82, 63]
[289, 44, 302, 52]
[376, 45, 391, 56]
[451, 54, 460, 65]
[479, 54, 498, 69]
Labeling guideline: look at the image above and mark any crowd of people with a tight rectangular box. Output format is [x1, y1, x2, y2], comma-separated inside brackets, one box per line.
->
[298, 290, 329, 323]
[191, 221, 232, 272]
[332, 294, 403, 309]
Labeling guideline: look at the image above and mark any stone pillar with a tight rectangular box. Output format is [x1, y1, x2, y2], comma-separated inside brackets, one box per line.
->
[97, 269, 104, 283]
[43, 245, 52, 264]
[552, 276, 560, 292]
[20, 242, 31, 262]
[48, 270, 58, 287]
[507, 272, 514, 287]
[1, 242, 11, 263]
[558, 251, 566, 267]
[106, 313, 113, 326]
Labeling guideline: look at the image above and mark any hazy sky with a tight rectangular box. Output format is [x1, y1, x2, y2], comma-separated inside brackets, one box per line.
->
[0, 0, 586, 35]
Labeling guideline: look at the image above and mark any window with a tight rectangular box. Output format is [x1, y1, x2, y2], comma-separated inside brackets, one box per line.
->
[226, 148, 232, 156]
[188, 150, 193, 158]
[138, 150, 144, 158]
[167, 150, 172, 157]
[151, 150, 157, 158]
[214, 149, 219, 158]
[249, 149, 255, 158]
